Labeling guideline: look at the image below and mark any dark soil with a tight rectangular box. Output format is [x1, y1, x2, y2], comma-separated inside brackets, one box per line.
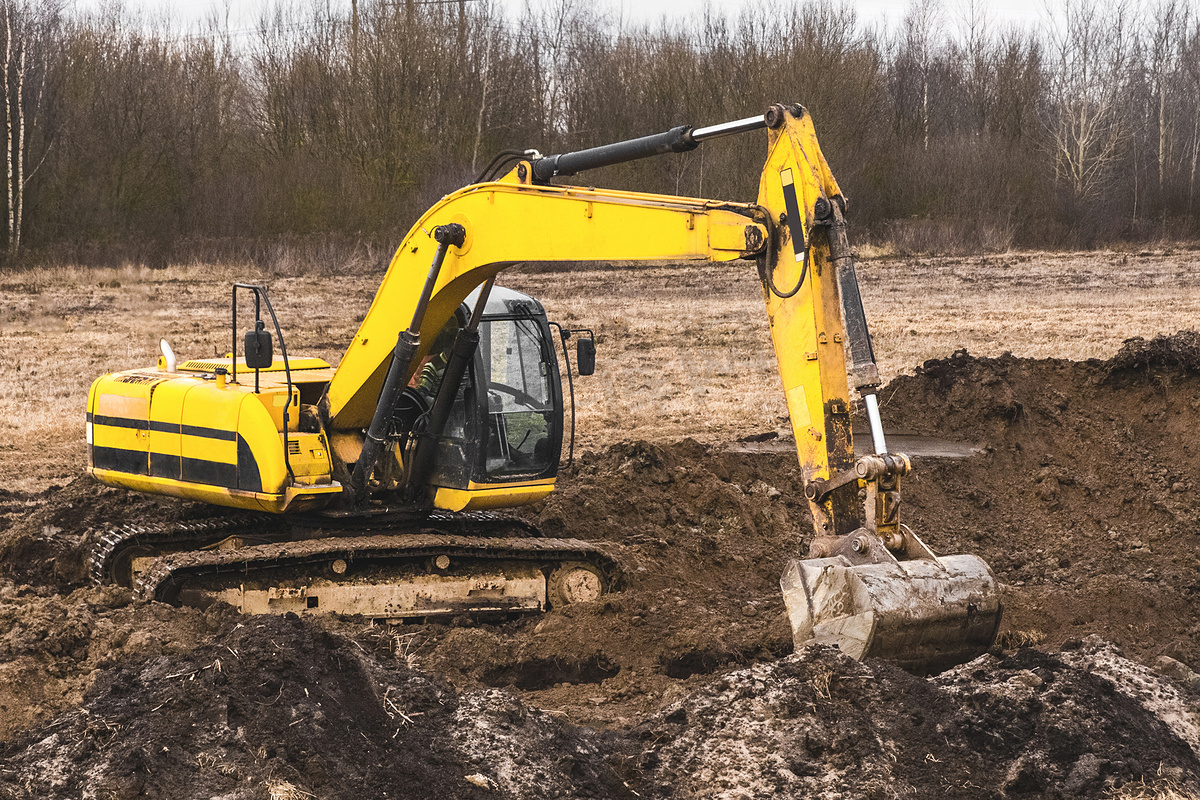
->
[3, 333, 1200, 798]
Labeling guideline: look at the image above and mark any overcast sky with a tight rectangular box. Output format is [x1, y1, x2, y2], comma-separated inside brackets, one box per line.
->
[68, 0, 1051, 33]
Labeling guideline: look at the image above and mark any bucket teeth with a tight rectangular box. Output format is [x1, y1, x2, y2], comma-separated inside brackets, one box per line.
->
[781, 551, 1001, 674]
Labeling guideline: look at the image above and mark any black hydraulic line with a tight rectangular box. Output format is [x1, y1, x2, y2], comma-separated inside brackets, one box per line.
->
[767, 257, 807, 299]
[404, 276, 496, 496]
[350, 223, 466, 503]
[768, 174, 810, 299]
[482, 156, 525, 183]
[475, 149, 528, 184]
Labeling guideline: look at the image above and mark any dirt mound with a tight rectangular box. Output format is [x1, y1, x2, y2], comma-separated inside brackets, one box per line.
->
[0, 612, 585, 800]
[634, 638, 1200, 798]
[3, 618, 1196, 799]
[1108, 330, 1200, 373]
[0, 582, 222, 742]
[878, 339, 1200, 669]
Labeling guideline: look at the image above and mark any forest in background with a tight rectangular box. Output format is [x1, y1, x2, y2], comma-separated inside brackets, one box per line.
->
[3, 0, 1200, 268]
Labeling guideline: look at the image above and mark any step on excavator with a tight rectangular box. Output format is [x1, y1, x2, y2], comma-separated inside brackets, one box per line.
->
[86, 104, 1000, 673]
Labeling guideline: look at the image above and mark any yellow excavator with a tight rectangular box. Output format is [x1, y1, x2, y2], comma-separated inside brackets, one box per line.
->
[86, 104, 1000, 673]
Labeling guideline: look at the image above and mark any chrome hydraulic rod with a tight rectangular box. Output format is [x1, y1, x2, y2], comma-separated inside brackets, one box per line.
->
[863, 392, 888, 456]
[690, 114, 770, 142]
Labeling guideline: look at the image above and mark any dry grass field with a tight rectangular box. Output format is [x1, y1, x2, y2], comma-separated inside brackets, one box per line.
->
[1, 247, 1198, 491]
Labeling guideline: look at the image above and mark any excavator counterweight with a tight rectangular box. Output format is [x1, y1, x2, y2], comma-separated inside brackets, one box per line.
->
[86, 103, 1000, 672]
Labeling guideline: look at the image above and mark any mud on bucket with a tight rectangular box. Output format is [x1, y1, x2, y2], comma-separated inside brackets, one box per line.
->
[780, 552, 1002, 675]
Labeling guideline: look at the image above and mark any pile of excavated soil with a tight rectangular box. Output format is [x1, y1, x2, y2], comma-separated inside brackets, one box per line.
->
[2, 609, 1197, 799]
[3, 333, 1200, 798]
[882, 334, 1200, 669]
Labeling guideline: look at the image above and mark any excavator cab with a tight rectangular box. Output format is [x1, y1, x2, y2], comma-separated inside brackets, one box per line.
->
[409, 287, 567, 511]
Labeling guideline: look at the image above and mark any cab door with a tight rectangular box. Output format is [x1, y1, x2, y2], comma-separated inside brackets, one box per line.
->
[477, 315, 562, 481]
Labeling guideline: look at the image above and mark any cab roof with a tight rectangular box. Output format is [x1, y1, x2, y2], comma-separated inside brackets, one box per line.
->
[462, 284, 545, 318]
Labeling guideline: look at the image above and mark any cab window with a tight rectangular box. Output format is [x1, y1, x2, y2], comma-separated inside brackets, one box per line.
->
[480, 317, 554, 478]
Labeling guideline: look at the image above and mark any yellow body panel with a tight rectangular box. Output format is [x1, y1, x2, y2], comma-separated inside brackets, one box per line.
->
[287, 432, 335, 481]
[433, 481, 556, 512]
[87, 467, 342, 513]
[148, 379, 189, 479]
[87, 366, 336, 513]
[89, 377, 160, 472]
[181, 382, 240, 479]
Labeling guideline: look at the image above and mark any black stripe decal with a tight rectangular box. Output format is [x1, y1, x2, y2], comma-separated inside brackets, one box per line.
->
[90, 439, 265, 494]
[182, 424, 238, 441]
[183, 456, 238, 488]
[91, 414, 236, 442]
[238, 435, 263, 492]
[92, 415, 148, 431]
[780, 169, 807, 263]
[150, 452, 182, 480]
[92, 446, 149, 475]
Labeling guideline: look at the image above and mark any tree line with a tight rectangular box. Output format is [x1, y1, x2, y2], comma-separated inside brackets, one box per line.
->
[5, 0, 1200, 266]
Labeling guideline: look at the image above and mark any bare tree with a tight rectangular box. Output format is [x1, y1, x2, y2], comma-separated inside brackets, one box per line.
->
[902, 0, 944, 151]
[1042, 0, 1135, 200]
[4, 2, 14, 256]
[1144, 0, 1188, 207]
[522, 0, 582, 152]
[954, 0, 993, 135]
[0, 0, 57, 257]
[1185, 19, 1200, 216]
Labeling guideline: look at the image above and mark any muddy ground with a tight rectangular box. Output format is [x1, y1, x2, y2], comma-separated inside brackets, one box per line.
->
[2, 336, 1200, 798]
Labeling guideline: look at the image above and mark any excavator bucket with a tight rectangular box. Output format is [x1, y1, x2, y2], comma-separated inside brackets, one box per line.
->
[781, 545, 1001, 674]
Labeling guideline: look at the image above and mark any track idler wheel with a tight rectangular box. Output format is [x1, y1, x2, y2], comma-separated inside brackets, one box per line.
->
[547, 561, 606, 608]
[107, 544, 154, 588]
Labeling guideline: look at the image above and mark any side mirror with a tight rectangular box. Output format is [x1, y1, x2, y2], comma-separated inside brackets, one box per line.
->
[576, 337, 595, 376]
[245, 320, 274, 369]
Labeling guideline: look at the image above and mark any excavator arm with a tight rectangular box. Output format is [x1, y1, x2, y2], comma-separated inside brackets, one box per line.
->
[326, 105, 879, 534]
[322, 106, 851, 504]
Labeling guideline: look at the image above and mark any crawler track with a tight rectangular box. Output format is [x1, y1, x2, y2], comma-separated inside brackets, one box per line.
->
[89, 511, 619, 618]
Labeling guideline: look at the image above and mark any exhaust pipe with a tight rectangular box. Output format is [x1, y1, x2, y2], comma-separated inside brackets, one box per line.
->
[159, 338, 177, 372]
